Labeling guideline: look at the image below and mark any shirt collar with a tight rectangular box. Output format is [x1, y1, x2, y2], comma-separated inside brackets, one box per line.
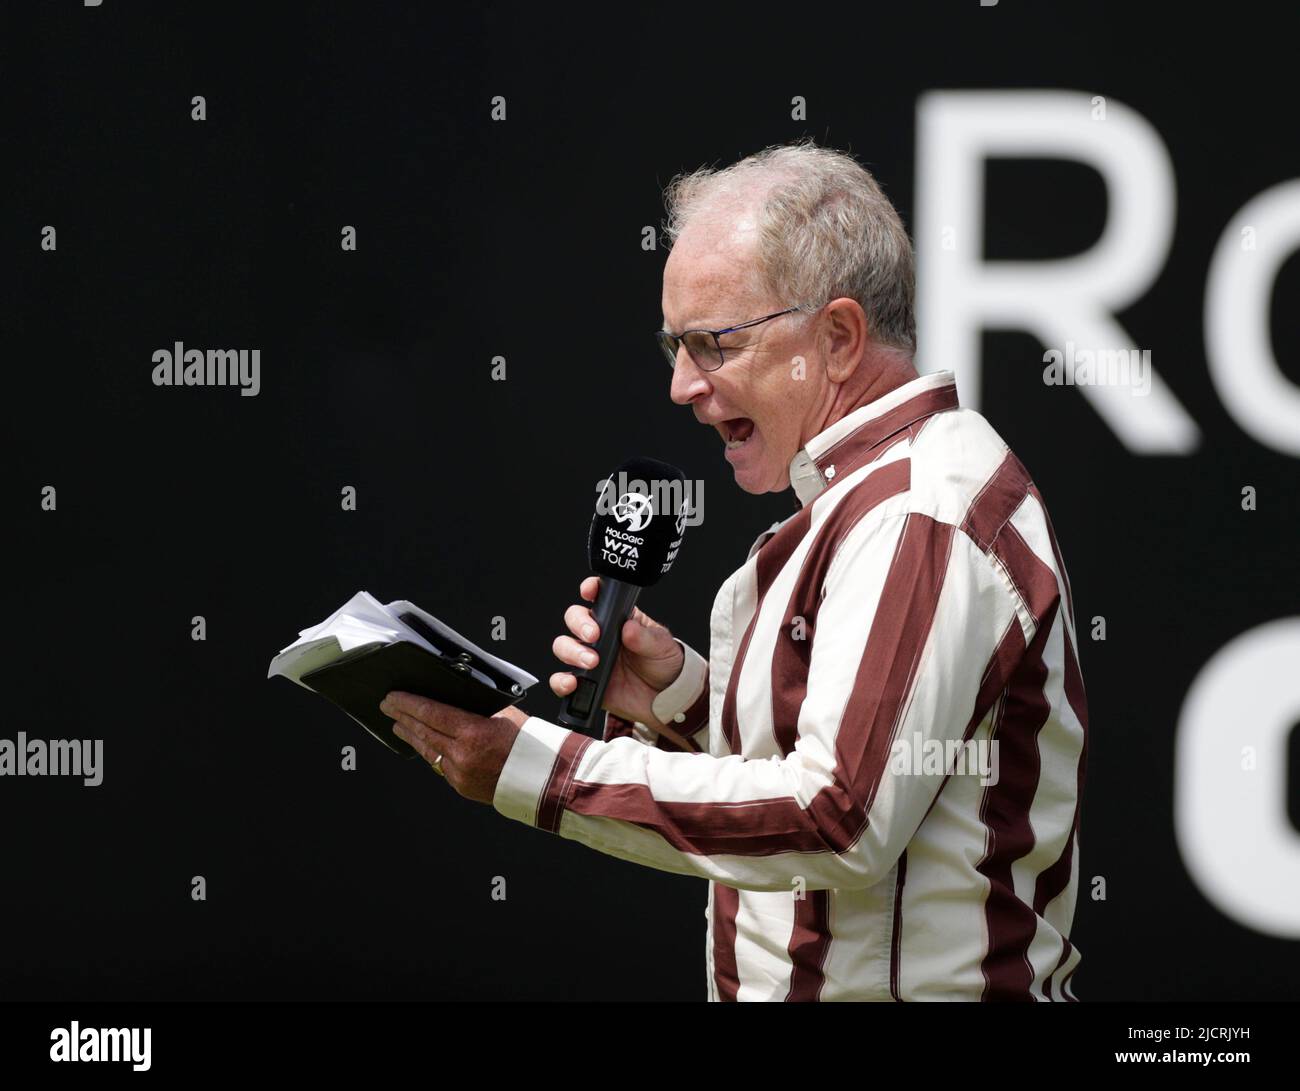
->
[788, 370, 960, 507]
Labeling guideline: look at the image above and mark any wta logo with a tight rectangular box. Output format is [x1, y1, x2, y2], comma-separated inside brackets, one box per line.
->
[612, 492, 654, 532]
[588, 461, 694, 586]
[593, 473, 704, 529]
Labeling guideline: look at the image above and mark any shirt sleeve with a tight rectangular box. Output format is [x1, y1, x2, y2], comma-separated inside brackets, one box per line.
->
[600, 640, 710, 753]
[493, 511, 1027, 892]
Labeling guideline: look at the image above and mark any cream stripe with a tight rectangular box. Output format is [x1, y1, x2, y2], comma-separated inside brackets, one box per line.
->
[733, 889, 796, 1000]
[734, 445, 913, 759]
[895, 719, 998, 1000]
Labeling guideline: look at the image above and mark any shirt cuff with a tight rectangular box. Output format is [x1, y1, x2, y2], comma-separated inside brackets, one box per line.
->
[650, 640, 709, 727]
[492, 715, 595, 833]
[603, 712, 661, 746]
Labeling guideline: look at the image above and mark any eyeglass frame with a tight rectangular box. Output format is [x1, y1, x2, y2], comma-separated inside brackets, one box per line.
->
[656, 305, 810, 372]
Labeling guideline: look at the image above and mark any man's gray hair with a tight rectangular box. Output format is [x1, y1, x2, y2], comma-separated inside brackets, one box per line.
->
[661, 138, 916, 357]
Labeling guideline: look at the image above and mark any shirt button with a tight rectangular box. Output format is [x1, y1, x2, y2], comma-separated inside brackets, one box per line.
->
[673, 713, 686, 723]
[825, 465, 836, 479]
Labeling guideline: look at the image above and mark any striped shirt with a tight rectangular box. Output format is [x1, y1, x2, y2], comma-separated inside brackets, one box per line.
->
[493, 369, 1089, 1001]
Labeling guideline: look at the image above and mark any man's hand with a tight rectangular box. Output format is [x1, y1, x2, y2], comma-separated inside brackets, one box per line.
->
[549, 575, 685, 729]
[380, 691, 528, 804]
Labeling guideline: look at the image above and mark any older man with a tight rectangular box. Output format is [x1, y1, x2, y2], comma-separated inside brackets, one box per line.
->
[382, 139, 1088, 1002]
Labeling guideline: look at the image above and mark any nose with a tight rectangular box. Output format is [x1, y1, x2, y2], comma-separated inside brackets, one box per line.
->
[669, 348, 712, 406]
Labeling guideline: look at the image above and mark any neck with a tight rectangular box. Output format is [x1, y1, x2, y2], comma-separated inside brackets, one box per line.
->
[804, 348, 917, 446]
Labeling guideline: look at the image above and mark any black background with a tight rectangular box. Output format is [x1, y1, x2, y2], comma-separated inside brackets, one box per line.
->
[5, 1, 1298, 1001]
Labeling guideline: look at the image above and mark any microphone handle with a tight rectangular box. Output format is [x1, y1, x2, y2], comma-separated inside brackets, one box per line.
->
[556, 578, 642, 733]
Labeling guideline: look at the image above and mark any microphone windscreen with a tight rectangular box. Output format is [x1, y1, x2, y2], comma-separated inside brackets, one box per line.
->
[587, 457, 691, 588]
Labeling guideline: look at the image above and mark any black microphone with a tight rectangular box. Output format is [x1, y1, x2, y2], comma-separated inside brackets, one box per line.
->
[556, 456, 691, 733]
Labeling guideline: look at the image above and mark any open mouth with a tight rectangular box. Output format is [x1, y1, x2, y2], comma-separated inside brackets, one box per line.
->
[721, 417, 755, 450]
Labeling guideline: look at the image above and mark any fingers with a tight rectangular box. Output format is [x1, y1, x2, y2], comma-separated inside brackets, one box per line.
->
[551, 633, 599, 671]
[549, 671, 578, 697]
[391, 711, 454, 773]
[381, 691, 460, 740]
[564, 602, 599, 643]
[551, 581, 604, 698]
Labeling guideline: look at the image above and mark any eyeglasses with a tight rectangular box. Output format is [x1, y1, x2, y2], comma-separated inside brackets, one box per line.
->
[656, 306, 803, 372]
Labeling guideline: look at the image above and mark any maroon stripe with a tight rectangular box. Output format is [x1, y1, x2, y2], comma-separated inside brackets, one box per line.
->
[770, 459, 912, 756]
[908, 411, 941, 444]
[969, 622, 1029, 739]
[992, 521, 1060, 621]
[712, 883, 740, 1001]
[536, 732, 594, 834]
[563, 783, 824, 855]
[677, 677, 711, 739]
[823, 426, 913, 487]
[1044, 935, 1074, 1000]
[1061, 959, 1079, 1001]
[804, 516, 955, 845]
[785, 890, 831, 1001]
[976, 625, 1052, 1001]
[977, 525, 1061, 1002]
[719, 507, 813, 754]
[562, 515, 956, 860]
[608, 709, 704, 753]
[603, 713, 638, 743]
[792, 425, 913, 515]
[889, 850, 908, 1001]
[914, 617, 1027, 832]
[961, 450, 1031, 552]
[815, 381, 958, 477]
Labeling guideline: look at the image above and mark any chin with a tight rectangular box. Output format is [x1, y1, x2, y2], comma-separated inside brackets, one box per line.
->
[731, 459, 790, 495]
[723, 429, 793, 495]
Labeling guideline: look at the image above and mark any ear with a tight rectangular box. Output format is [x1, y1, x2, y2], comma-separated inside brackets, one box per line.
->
[821, 298, 869, 384]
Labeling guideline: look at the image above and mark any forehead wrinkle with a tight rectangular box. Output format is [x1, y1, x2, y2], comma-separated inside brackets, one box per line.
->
[664, 244, 764, 333]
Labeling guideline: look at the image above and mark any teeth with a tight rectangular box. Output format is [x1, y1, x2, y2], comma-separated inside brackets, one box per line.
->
[720, 419, 752, 449]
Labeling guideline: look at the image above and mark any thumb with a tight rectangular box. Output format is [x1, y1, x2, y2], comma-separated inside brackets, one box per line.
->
[622, 615, 676, 659]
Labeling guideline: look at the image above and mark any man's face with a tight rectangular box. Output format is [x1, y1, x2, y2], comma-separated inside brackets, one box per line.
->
[662, 217, 824, 494]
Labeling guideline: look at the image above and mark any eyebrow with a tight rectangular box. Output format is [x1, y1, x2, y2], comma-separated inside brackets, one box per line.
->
[661, 315, 724, 334]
